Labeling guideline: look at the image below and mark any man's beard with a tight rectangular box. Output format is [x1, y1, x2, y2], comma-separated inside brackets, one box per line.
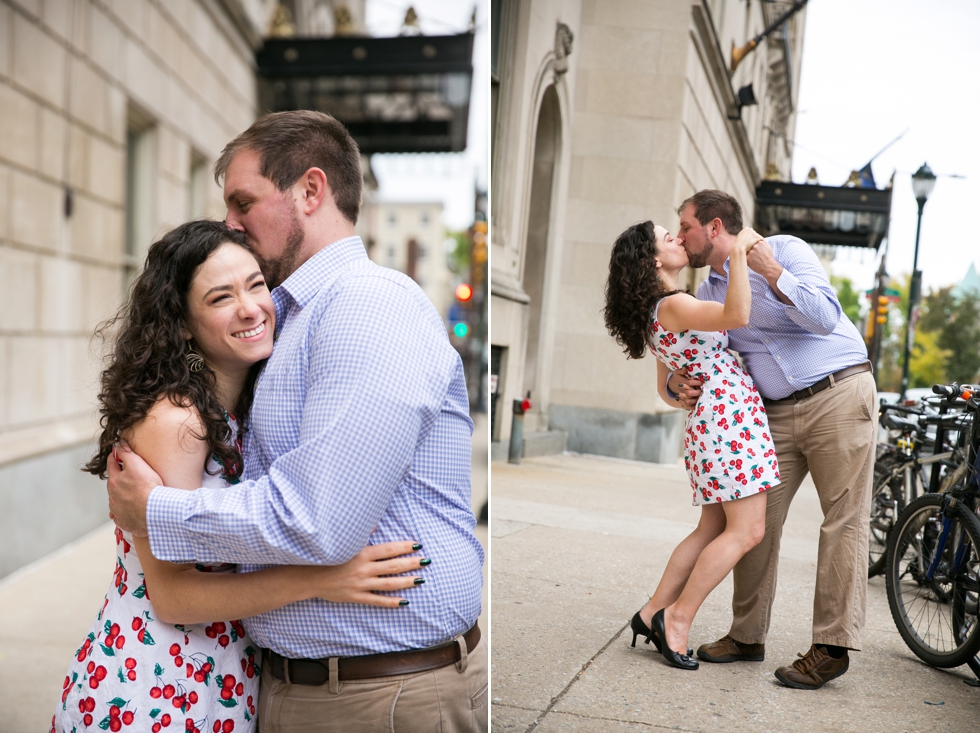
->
[684, 239, 713, 269]
[253, 209, 304, 289]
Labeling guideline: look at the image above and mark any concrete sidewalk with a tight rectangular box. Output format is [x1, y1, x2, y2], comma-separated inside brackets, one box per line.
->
[0, 413, 489, 732]
[491, 453, 980, 733]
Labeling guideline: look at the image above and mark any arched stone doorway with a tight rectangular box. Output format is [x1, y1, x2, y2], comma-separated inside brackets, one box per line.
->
[521, 84, 560, 429]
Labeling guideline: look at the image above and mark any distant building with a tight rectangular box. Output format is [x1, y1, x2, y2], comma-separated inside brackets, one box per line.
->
[952, 262, 980, 300]
[358, 200, 453, 319]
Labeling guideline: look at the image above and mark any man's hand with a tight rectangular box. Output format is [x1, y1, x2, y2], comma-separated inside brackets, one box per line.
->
[669, 367, 703, 411]
[106, 443, 161, 537]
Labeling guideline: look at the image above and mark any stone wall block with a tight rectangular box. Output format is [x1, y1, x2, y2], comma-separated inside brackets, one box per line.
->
[8, 336, 60, 425]
[0, 4, 12, 78]
[123, 36, 165, 120]
[571, 112, 653, 161]
[39, 255, 84, 333]
[0, 336, 7, 428]
[105, 84, 127, 145]
[41, 0, 71, 43]
[0, 164, 9, 240]
[578, 25, 661, 75]
[0, 246, 37, 332]
[110, 0, 144, 39]
[82, 264, 123, 331]
[67, 123, 89, 192]
[157, 177, 188, 231]
[12, 12, 65, 108]
[88, 4, 124, 82]
[38, 106, 67, 180]
[61, 335, 99, 416]
[88, 135, 125, 206]
[11, 170, 60, 251]
[69, 58, 109, 135]
[0, 84, 38, 170]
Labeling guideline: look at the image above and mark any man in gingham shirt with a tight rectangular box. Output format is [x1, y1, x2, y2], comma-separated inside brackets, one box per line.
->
[107, 111, 487, 731]
[666, 190, 876, 691]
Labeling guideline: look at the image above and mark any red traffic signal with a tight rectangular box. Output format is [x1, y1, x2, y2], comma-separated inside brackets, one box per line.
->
[455, 283, 473, 302]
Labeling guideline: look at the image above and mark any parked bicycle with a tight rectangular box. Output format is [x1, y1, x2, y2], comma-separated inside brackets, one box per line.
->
[884, 383, 980, 671]
[868, 399, 968, 576]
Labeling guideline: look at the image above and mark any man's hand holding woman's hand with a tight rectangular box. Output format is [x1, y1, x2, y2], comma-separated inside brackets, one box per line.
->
[668, 367, 703, 411]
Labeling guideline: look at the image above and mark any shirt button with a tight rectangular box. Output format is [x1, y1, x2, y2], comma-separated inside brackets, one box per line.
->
[776, 356, 781, 360]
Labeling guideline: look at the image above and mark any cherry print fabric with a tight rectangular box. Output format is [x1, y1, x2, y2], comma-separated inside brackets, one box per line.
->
[53, 436, 259, 733]
[649, 299, 780, 505]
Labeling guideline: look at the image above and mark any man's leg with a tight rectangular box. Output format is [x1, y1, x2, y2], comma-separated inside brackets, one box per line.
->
[726, 403, 809, 645]
[797, 372, 876, 650]
[258, 640, 488, 733]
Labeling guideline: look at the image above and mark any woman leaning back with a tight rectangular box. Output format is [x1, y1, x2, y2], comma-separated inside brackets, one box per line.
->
[603, 220, 779, 670]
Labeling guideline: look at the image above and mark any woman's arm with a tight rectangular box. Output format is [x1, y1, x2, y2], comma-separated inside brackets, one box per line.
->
[123, 399, 424, 624]
[658, 228, 762, 333]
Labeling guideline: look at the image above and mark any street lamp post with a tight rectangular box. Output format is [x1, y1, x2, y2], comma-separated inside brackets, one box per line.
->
[899, 162, 937, 399]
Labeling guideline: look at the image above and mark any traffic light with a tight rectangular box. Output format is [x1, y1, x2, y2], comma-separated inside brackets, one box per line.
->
[876, 295, 889, 324]
[472, 220, 488, 267]
[455, 283, 473, 302]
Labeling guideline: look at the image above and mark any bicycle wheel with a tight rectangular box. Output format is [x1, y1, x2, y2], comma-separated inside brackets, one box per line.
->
[869, 455, 908, 577]
[885, 493, 980, 668]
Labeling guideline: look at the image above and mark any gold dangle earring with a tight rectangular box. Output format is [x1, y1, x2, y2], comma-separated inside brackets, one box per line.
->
[185, 341, 205, 373]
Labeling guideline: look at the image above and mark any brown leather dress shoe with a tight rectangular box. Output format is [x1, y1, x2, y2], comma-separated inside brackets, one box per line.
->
[774, 645, 849, 689]
[696, 634, 765, 663]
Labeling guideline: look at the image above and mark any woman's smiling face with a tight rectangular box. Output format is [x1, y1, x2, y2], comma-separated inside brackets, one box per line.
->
[182, 242, 275, 373]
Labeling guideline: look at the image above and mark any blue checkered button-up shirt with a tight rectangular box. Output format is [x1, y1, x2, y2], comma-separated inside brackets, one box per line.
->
[146, 236, 484, 657]
[695, 235, 869, 400]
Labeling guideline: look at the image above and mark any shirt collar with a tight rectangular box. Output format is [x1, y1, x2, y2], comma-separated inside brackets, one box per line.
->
[273, 236, 368, 310]
[705, 258, 731, 283]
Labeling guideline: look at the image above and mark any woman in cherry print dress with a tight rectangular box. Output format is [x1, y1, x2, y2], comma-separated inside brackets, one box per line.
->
[53, 222, 426, 733]
[604, 220, 779, 671]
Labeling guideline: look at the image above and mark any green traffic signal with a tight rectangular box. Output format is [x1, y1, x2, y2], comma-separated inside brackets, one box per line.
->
[453, 322, 469, 338]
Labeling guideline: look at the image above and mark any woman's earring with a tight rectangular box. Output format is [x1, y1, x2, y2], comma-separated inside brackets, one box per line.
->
[186, 343, 205, 373]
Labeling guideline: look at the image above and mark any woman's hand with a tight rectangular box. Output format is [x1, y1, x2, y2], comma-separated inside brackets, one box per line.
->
[733, 227, 764, 254]
[304, 541, 428, 608]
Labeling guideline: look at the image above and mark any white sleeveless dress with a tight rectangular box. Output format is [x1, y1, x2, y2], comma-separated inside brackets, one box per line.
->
[52, 424, 259, 733]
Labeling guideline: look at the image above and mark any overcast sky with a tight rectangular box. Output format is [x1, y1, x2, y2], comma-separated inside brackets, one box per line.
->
[790, 0, 980, 294]
[364, 0, 487, 230]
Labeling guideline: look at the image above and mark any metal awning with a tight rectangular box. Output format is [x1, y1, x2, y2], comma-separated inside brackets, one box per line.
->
[256, 34, 474, 154]
[755, 180, 892, 249]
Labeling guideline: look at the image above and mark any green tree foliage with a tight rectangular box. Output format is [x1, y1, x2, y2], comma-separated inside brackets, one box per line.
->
[909, 329, 951, 389]
[831, 275, 862, 327]
[918, 286, 980, 385]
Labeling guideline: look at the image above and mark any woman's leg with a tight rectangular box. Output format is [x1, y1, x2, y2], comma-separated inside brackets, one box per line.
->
[638, 504, 727, 627]
[663, 491, 768, 653]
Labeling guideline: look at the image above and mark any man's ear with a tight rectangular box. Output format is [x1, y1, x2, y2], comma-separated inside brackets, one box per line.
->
[709, 218, 724, 239]
[296, 167, 329, 214]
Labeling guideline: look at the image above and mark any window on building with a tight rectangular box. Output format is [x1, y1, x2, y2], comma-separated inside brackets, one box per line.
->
[187, 150, 209, 220]
[125, 106, 156, 287]
[386, 244, 396, 267]
[388, 211, 397, 226]
[421, 210, 430, 226]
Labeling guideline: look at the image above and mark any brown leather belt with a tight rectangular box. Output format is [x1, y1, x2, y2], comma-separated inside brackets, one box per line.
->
[264, 623, 480, 685]
[764, 361, 872, 405]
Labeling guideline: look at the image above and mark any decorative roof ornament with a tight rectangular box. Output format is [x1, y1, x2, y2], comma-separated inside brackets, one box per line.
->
[401, 6, 422, 36]
[764, 162, 782, 181]
[806, 166, 819, 185]
[554, 23, 574, 77]
[334, 4, 356, 36]
[268, 4, 296, 38]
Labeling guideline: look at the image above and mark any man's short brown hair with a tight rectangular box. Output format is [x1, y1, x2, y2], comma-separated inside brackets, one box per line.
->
[214, 110, 363, 224]
[678, 189, 743, 234]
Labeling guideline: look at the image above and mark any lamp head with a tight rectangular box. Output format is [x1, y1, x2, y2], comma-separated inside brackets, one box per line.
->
[911, 162, 936, 204]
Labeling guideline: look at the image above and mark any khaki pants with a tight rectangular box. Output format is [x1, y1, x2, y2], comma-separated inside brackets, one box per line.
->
[729, 371, 876, 650]
[258, 639, 489, 733]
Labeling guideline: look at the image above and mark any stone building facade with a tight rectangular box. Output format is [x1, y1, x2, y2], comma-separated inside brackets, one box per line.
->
[358, 199, 453, 319]
[490, 0, 806, 461]
[0, 0, 278, 579]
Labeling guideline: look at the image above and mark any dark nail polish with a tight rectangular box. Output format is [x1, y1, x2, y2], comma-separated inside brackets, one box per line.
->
[412, 543, 423, 551]
[419, 558, 432, 566]
[399, 600, 410, 606]
[414, 577, 425, 585]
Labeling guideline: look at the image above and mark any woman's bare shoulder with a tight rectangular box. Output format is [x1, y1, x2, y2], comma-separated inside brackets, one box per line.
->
[122, 395, 207, 455]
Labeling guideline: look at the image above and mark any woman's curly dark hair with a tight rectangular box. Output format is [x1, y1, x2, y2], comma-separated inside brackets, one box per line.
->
[84, 220, 265, 480]
[603, 220, 683, 360]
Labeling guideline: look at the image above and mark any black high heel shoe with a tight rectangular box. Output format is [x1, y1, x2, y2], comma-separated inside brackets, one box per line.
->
[651, 609, 699, 670]
[630, 611, 692, 656]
